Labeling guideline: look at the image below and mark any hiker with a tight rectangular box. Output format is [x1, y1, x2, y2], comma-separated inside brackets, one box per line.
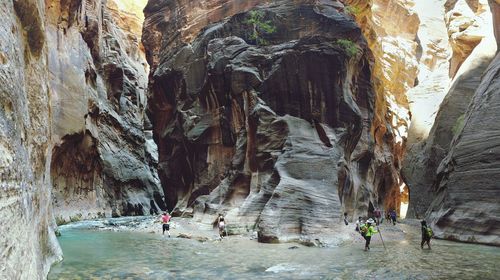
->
[362, 218, 378, 251]
[217, 213, 226, 239]
[421, 220, 433, 249]
[389, 209, 397, 225]
[343, 212, 349, 225]
[355, 216, 363, 232]
[161, 212, 171, 237]
[374, 207, 381, 225]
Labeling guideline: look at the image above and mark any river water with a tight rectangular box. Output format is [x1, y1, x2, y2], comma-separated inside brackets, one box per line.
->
[49, 221, 499, 279]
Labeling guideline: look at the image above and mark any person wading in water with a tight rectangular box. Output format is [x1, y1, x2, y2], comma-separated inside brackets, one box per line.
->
[361, 218, 378, 251]
[161, 212, 171, 237]
[217, 214, 226, 239]
[421, 220, 433, 249]
[374, 207, 381, 225]
[389, 209, 397, 225]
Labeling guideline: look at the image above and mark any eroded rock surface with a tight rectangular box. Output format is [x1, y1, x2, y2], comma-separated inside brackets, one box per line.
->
[2, 0, 162, 277]
[0, 0, 61, 278]
[143, 0, 401, 243]
[46, 0, 164, 223]
[401, 0, 495, 218]
[425, 0, 500, 245]
[427, 52, 500, 245]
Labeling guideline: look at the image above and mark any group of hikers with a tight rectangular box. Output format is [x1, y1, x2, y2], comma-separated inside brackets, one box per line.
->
[351, 207, 434, 251]
[161, 208, 433, 250]
[160, 212, 227, 239]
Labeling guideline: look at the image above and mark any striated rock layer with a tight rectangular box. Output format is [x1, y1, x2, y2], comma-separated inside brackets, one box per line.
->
[0, 0, 61, 278]
[344, 0, 420, 216]
[143, 0, 402, 244]
[2, 0, 162, 278]
[402, 0, 495, 218]
[425, 0, 500, 245]
[46, 0, 164, 223]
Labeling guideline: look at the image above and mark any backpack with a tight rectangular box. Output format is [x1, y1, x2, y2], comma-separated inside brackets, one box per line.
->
[425, 226, 433, 238]
[360, 224, 368, 236]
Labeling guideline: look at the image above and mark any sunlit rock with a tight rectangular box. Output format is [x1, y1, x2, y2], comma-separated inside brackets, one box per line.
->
[46, 0, 163, 222]
[143, 0, 401, 243]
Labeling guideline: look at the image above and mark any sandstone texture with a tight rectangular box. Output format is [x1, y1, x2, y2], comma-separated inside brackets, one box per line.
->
[402, 0, 496, 218]
[425, 0, 500, 245]
[427, 53, 500, 245]
[46, 0, 164, 223]
[0, 0, 61, 278]
[1, 0, 161, 278]
[143, 0, 402, 244]
[344, 0, 422, 216]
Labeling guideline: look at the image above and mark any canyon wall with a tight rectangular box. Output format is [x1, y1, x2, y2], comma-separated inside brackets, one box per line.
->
[1, 0, 162, 278]
[0, 0, 61, 278]
[143, 0, 402, 244]
[46, 0, 164, 223]
[425, 0, 500, 245]
[348, 0, 499, 244]
[402, 0, 496, 218]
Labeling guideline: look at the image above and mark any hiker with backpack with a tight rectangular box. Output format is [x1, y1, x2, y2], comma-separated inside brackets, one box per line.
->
[161, 212, 171, 237]
[355, 216, 363, 232]
[343, 212, 349, 225]
[421, 220, 433, 249]
[360, 218, 378, 251]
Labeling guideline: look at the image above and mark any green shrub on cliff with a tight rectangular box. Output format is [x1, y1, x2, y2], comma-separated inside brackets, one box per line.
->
[245, 10, 277, 45]
[452, 114, 465, 136]
[336, 39, 359, 57]
[345, 5, 361, 16]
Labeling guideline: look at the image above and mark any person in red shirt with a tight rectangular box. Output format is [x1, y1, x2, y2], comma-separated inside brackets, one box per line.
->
[161, 212, 171, 237]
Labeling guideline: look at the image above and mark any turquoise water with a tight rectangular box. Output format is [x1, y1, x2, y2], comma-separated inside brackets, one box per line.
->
[49, 224, 500, 279]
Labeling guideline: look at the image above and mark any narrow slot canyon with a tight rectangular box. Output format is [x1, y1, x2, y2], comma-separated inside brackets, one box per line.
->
[1, 0, 499, 279]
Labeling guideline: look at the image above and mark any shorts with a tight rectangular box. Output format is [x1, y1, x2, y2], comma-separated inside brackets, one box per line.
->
[163, 223, 170, 231]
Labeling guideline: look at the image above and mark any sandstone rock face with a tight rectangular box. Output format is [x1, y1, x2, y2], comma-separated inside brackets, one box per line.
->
[46, 0, 164, 223]
[445, 0, 493, 77]
[402, 0, 495, 218]
[143, 0, 401, 243]
[0, 0, 61, 278]
[2, 0, 161, 277]
[426, 50, 500, 245]
[423, 0, 500, 245]
[344, 0, 421, 216]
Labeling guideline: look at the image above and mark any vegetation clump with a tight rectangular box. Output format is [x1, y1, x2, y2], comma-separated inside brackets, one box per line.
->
[452, 114, 465, 136]
[345, 5, 361, 16]
[336, 39, 359, 57]
[245, 10, 277, 46]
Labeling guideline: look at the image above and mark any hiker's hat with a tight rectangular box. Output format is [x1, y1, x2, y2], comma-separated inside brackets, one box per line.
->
[367, 218, 375, 224]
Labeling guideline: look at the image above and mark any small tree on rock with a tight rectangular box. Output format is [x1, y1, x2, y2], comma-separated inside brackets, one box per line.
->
[245, 10, 277, 46]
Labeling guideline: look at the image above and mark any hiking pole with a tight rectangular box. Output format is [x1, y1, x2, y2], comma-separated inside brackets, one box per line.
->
[377, 226, 387, 250]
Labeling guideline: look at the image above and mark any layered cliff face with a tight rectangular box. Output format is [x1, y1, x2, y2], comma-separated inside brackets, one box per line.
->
[425, 0, 500, 245]
[400, 0, 495, 218]
[143, 0, 402, 243]
[343, 0, 420, 216]
[46, 0, 164, 223]
[0, 0, 61, 278]
[1, 0, 163, 277]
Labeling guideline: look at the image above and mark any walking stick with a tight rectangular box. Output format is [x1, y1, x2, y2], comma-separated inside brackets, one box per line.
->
[377, 226, 387, 250]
